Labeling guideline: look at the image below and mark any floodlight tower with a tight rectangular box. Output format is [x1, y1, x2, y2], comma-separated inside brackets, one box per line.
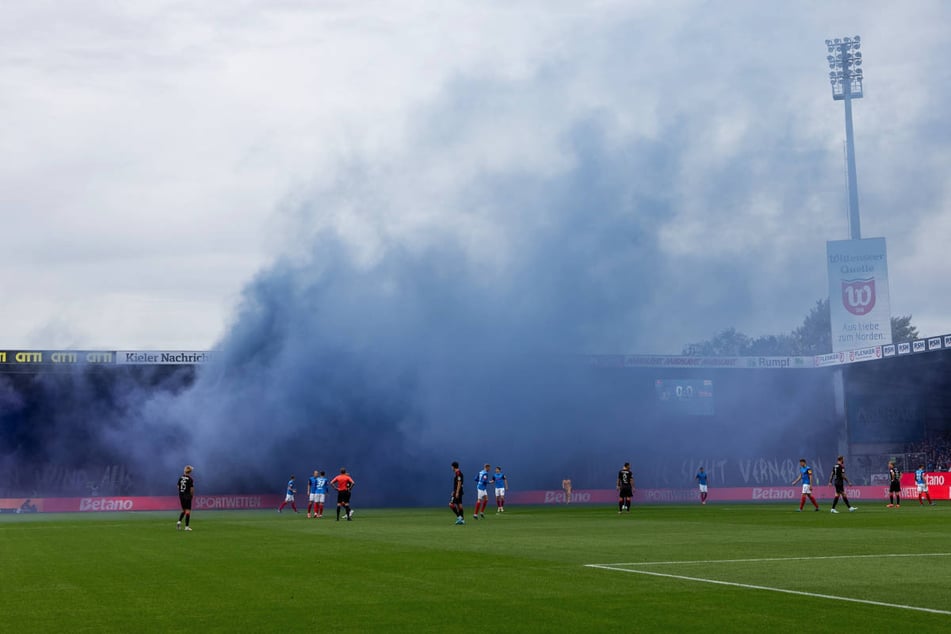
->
[826, 36, 864, 240]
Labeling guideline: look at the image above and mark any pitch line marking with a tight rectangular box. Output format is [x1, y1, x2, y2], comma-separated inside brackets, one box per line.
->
[585, 556, 951, 617]
[592, 552, 951, 567]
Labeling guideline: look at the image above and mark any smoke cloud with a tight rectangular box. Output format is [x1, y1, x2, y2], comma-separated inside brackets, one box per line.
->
[16, 7, 951, 503]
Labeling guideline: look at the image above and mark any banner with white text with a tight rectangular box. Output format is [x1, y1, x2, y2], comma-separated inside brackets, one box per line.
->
[827, 238, 892, 353]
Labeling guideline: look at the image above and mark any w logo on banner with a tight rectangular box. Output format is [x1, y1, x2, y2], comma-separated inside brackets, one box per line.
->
[842, 278, 876, 315]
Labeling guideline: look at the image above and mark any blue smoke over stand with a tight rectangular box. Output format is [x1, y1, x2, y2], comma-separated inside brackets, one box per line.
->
[3, 119, 951, 506]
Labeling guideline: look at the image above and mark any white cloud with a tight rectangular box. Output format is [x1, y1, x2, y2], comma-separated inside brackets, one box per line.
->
[1, 1, 949, 351]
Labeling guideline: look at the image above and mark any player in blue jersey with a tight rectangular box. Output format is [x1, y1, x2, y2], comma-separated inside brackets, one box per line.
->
[915, 464, 935, 506]
[493, 466, 508, 513]
[474, 464, 490, 519]
[695, 467, 708, 505]
[278, 475, 299, 513]
[790, 459, 820, 511]
[307, 470, 321, 518]
[313, 471, 329, 517]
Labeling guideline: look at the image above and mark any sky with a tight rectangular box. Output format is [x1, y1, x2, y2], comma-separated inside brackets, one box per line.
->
[2, 0, 950, 353]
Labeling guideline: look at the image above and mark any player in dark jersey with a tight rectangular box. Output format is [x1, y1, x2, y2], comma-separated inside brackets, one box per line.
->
[449, 461, 465, 525]
[887, 461, 902, 508]
[617, 462, 634, 513]
[177, 465, 195, 531]
[828, 456, 856, 513]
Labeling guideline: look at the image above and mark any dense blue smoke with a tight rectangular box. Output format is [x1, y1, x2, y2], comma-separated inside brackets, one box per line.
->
[6, 111, 947, 506]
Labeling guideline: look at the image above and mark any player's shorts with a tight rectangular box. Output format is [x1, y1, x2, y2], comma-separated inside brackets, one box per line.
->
[314, 493, 326, 503]
[833, 480, 846, 494]
[889, 481, 901, 493]
[477, 489, 488, 501]
[619, 486, 633, 498]
[336, 490, 351, 504]
[179, 494, 193, 511]
[495, 487, 505, 497]
[801, 484, 812, 495]
[285, 494, 295, 502]
[698, 484, 708, 493]
[450, 494, 463, 505]
[917, 483, 929, 493]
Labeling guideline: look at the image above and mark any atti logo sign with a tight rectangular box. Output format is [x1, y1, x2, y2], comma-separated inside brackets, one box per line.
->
[842, 278, 876, 315]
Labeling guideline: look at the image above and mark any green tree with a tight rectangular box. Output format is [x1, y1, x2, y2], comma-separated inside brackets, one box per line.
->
[683, 298, 919, 356]
[683, 327, 749, 356]
[891, 313, 918, 342]
[791, 299, 831, 355]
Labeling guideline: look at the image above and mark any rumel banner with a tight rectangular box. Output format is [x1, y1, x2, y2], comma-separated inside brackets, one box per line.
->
[827, 238, 892, 353]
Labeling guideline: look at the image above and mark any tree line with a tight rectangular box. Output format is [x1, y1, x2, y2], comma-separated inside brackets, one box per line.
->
[683, 298, 917, 356]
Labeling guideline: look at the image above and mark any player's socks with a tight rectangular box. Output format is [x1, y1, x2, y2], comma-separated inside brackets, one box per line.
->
[185, 512, 190, 527]
[832, 498, 838, 509]
[799, 496, 806, 511]
[842, 495, 851, 508]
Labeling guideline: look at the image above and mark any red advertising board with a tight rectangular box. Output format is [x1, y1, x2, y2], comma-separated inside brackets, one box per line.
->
[0, 494, 283, 514]
[900, 471, 951, 500]
[2, 482, 946, 513]
[508, 482, 949, 506]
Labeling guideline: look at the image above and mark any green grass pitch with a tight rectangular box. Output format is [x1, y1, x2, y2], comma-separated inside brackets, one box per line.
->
[2, 503, 950, 632]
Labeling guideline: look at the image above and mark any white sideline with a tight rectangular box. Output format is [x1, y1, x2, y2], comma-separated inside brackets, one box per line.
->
[585, 553, 951, 616]
[593, 552, 951, 567]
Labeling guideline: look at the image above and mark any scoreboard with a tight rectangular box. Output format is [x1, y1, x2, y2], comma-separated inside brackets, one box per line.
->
[654, 378, 715, 416]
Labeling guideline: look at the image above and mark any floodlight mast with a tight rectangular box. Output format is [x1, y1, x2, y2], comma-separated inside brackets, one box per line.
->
[826, 36, 864, 240]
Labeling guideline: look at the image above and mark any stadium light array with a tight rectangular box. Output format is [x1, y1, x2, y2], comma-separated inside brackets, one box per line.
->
[824, 35, 864, 240]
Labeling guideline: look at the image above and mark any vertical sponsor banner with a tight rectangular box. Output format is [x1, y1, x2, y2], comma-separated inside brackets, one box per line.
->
[827, 238, 892, 353]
